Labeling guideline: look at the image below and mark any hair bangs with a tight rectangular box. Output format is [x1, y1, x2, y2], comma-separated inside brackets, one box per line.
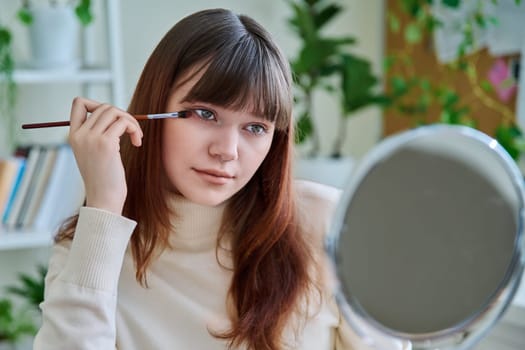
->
[183, 34, 291, 130]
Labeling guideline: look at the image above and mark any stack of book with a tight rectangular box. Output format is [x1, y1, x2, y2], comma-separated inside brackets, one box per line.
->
[0, 144, 85, 233]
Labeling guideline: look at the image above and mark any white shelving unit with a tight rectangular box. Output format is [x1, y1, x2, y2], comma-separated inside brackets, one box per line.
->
[13, 67, 114, 84]
[0, 0, 123, 250]
[14, 0, 125, 106]
[0, 229, 53, 251]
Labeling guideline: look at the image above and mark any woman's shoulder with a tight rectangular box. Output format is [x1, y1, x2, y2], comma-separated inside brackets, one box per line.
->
[294, 179, 341, 206]
[295, 180, 342, 212]
[294, 179, 342, 240]
[294, 180, 343, 296]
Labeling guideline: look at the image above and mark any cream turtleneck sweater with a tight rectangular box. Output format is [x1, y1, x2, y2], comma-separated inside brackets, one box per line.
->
[33, 180, 407, 350]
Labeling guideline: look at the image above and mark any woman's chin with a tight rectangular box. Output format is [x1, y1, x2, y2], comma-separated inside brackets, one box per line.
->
[181, 190, 233, 207]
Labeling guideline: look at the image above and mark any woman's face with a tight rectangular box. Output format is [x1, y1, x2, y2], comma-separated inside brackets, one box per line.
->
[162, 72, 275, 206]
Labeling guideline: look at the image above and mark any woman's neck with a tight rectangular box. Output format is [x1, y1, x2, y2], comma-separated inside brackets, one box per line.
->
[168, 194, 229, 251]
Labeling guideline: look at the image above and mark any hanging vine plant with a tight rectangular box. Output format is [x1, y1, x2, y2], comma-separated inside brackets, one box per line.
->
[385, 0, 525, 160]
[0, 23, 17, 153]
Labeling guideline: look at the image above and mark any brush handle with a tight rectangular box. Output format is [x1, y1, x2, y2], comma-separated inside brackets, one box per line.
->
[21, 121, 73, 129]
[21, 111, 185, 129]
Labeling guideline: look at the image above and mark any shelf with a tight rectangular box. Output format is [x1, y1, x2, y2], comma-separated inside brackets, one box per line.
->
[12, 66, 114, 84]
[0, 229, 53, 250]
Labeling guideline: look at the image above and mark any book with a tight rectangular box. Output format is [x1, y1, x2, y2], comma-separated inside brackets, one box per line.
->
[4, 146, 42, 229]
[0, 158, 23, 216]
[20, 147, 59, 228]
[1, 157, 26, 222]
[32, 145, 85, 231]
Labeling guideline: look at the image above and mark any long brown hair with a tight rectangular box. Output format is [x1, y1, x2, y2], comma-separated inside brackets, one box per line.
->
[57, 8, 315, 350]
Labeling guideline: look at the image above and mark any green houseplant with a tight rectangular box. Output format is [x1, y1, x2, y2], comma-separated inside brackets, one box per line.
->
[17, 0, 93, 26]
[18, 0, 93, 69]
[0, 298, 37, 348]
[385, 0, 525, 160]
[287, 0, 388, 158]
[5, 264, 47, 312]
[0, 24, 16, 154]
[0, 265, 47, 348]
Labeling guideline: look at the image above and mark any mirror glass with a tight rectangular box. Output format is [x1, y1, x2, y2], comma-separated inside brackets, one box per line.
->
[328, 125, 525, 348]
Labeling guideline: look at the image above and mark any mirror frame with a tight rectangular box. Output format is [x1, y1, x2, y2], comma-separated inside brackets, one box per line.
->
[326, 125, 525, 349]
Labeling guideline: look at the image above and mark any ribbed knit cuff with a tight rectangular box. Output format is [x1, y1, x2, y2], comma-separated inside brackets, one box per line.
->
[60, 207, 137, 293]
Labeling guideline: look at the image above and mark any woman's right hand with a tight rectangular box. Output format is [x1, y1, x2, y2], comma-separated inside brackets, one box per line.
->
[68, 97, 143, 215]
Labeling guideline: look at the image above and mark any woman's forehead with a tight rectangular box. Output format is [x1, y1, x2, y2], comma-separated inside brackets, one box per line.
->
[172, 64, 208, 92]
[168, 57, 289, 127]
[170, 66, 259, 113]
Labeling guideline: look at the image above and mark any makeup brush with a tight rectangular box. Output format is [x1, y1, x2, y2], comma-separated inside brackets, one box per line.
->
[21, 111, 188, 129]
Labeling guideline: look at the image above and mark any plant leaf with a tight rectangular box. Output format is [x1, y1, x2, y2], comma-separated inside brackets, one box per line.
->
[0, 27, 12, 46]
[495, 124, 524, 160]
[295, 113, 313, 144]
[443, 0, 460, 7]
[17, 8, 33, 25]
[340, 54, 385, 114]
[75, 0, 93, 26]
[388, 12, 401, 32]
[314, 4, 342, 29]
[405, 23, 422, 44]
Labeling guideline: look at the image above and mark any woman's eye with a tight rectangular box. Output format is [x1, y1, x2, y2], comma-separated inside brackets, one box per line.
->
[193, 109, 216, 121]
[246, 124, 267, 135]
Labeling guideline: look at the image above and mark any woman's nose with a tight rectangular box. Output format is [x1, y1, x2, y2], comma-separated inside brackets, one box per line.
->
[208, 128, 239, 162]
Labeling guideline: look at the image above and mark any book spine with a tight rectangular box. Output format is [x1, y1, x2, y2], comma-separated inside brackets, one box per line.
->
[1, 144, 85, 233]
[1, 158, 26, 222]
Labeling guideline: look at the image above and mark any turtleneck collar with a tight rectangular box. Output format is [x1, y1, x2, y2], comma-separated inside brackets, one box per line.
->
[167, 194, 229, 251]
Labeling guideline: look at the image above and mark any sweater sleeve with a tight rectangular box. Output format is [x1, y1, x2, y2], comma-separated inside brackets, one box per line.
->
[33, 207, 136, 350]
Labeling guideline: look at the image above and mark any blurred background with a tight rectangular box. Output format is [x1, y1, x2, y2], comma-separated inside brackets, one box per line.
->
[0, 0, 384, 158]
[0, 0, 524, 348]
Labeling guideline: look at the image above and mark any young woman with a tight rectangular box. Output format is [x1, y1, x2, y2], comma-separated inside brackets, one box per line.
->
[33, 8, 406, 350]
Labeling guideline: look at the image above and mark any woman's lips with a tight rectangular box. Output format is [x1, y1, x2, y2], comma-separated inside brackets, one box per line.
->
[193, 168, 234, 185]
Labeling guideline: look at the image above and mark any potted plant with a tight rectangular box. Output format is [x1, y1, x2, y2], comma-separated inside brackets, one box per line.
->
[5, 264, 47, 312]
[18, 0, 92, 26]
[17, 0, 93, 69]
[286, 0, 388, 187]
[0, 298, 37, 350]
[0, 265, 47, 349]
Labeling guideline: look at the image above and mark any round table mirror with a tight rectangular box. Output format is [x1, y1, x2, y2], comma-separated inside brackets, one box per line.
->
[327, 125, 525, 349]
